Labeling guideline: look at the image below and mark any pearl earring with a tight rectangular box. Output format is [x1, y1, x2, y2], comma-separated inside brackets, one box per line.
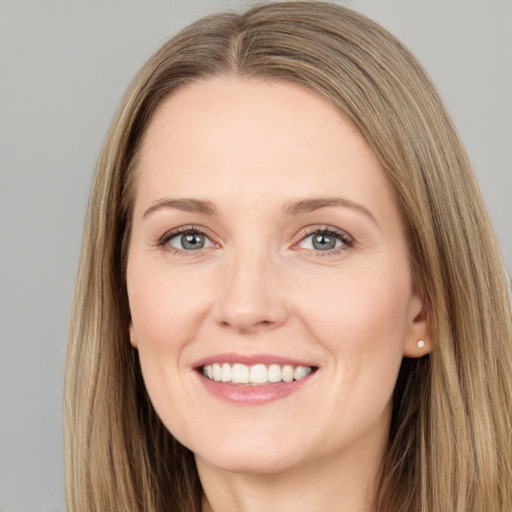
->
[417, 339, 425, 348]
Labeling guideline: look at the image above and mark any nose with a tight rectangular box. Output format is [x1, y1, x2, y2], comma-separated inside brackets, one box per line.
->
[214, 249, 289, 334]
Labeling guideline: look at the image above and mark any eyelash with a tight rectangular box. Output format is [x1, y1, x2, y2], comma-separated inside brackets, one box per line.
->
[157, 225, 354, 257]
[293, 226, 354, 257]
[157, 225, 214, 256]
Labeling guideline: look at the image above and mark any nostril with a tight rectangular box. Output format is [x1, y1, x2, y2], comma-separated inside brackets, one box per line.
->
[214, 273, 289, 332]
[218, 316, 279, 334]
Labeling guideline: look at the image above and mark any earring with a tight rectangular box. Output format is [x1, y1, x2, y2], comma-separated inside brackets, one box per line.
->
[417, 339, 425, 349]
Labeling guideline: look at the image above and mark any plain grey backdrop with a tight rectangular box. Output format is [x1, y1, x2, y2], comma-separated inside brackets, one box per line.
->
[0, 1, 510, 510]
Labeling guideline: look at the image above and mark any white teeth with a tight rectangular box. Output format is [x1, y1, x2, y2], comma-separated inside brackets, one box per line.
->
[232, 363, 249, 384]
[221, 363, 231, 382]
[294, 366, 311, 381]
[249, 364, 267, 384]
[282, 365, 294, 383]
[212, 363, 222, 381]
[201, 362, 314, 385]
[267, 364, 282, 383]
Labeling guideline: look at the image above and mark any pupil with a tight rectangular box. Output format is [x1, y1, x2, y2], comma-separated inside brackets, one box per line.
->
[182, 233, 205, 250]
[312, 233, 335, 250]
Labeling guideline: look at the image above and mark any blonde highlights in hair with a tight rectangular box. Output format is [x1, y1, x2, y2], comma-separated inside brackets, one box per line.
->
[65, 2, 512, 511]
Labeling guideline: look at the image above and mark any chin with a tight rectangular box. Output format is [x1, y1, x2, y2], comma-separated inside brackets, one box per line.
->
[189, 431, 308, 475]
[196, 449, 299, 475]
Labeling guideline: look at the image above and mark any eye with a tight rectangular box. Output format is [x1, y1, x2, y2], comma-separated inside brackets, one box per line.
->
[163, 229, 214, 251]
[295, 228, 352, 252]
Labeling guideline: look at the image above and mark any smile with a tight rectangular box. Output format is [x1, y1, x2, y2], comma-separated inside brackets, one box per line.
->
[202, 363, 314, 385]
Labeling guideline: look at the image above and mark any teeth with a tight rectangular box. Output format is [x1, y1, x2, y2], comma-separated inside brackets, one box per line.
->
[282, 365, 294, 383]
[212, 363, 221, 381]
[249, 364, 267, 384]
[294, 366, 308, 380]
[221, 363, 231, 382]
[232, 363, 249, 384]
[267, 364, 282, 383]
[201, 362, 313, 385]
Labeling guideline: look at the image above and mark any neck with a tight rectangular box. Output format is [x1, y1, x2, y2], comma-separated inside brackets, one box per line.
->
[197, 421, 387, 512]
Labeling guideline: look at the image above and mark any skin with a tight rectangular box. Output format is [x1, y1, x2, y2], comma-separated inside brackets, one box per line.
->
[127, 77, 431, 512]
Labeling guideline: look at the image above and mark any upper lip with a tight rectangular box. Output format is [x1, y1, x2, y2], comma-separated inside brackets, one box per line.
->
[193, 353, 318, 369]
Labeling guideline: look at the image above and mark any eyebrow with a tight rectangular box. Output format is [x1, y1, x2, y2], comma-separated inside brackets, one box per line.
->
[283, 197, 377, 225]
[143, 198, 217, 218]
[142, 196, 377, 224]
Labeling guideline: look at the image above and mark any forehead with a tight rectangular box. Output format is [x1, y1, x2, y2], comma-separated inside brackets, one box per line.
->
[134, 77, 395, 219]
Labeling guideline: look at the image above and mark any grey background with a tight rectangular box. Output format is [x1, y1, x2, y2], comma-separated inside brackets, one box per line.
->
[0, 1, 510, 510]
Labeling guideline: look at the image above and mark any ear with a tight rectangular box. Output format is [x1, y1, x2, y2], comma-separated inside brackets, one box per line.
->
[129, 321, 138, 349]
[402, 289, 432, 358]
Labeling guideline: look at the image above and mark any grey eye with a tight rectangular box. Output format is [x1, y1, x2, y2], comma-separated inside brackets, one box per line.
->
[297, 231, 345, 251]
[312, 233, 338, 250]
[168, 232, 212, 250]
[182, 233, 205, 250]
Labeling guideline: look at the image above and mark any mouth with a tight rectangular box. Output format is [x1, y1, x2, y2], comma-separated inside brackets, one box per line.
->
[194, 354, 318, 404]
[200, 362, 317, 386]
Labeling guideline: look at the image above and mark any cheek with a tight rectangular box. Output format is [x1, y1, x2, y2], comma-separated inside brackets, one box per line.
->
[127, 263, 210, 433]
[307, 265, 409, 331]
[128, 260, 211, 351]
[298, 265, 410, 378]
[127, 259, 220, 414]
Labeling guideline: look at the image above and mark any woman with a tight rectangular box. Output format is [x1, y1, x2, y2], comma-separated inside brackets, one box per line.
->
[64, 2, 512, 511]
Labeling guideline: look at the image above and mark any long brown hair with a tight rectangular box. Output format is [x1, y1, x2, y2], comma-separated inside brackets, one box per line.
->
[65, 2, 512, 510]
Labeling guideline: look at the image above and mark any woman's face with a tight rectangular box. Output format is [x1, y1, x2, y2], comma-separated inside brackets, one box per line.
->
[127, 77, 429, 475]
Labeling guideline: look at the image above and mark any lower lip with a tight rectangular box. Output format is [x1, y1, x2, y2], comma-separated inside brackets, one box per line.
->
[197, 373, 313, 405]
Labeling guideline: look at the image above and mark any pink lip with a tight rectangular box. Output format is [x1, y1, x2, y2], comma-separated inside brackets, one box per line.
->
[193, 352, 316, 368]
[197, 373, 314, 405]
[192, 353, 318, 405]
